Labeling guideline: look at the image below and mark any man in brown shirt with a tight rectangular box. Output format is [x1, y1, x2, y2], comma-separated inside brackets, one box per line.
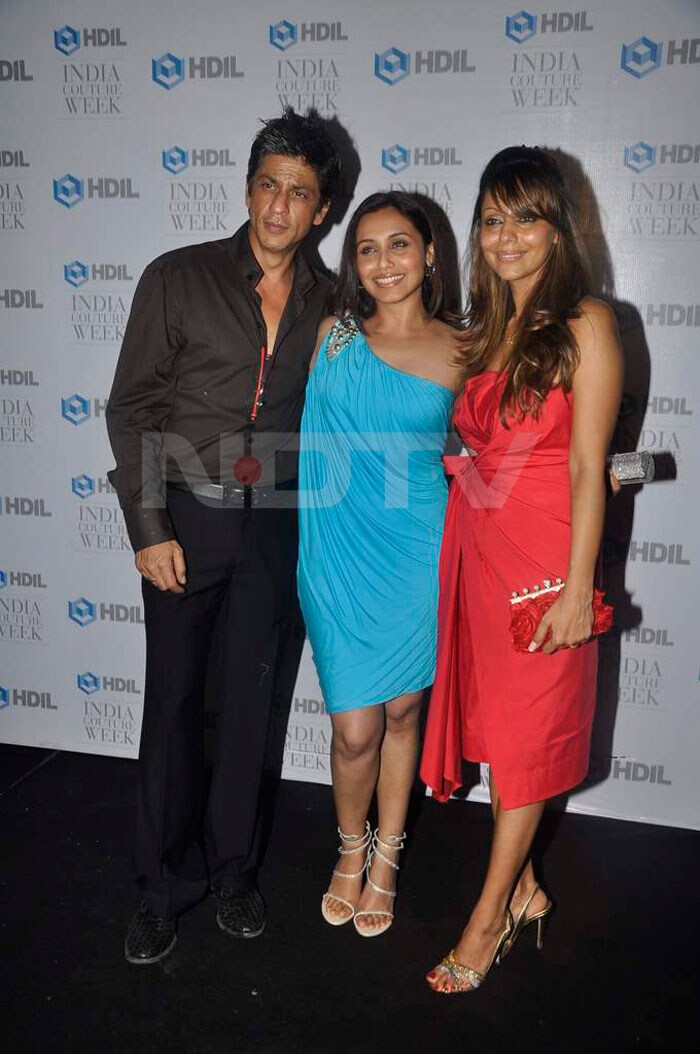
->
[107, 109, 340, 964]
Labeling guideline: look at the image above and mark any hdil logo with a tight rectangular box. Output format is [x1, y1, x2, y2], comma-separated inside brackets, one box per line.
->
[293, 696, 327, 714]
[77, 671, 100, 694]
[54, 25, 126, 55]
[381, 144, 411, 174]
[71, 474, 95, 499]
[0, 495, 51, 517]
[99, 603, 145, 624]
[152, 51, 244, 89]
[68, 597, 96, 627]
[162, 147, 188, 175]
[269, 20, 347, 50]
[71, 473, 114, 498]
[622, 35, 700, 75]
[624, 141, 655, 173]
[77, 671, 140, 694]
[375, 45, 475, 86]
[270, 21, 297, 50]
[621, 36, 663, 78]
[60, 395, 108, 424]
[0, 289, 44, 309]
[0, 685, 55, 711]
[64, 260, 89, 287]
[612, 760, 671, 785]
[54, 26, 81, 55]
[63, 260, 133, 286]
[0, 150, 30, 168]
[53, 173, 139, 206]
[375, 47, 411, 86]
[0, 60, 33, 82]
[162, 145, 235, 173]
[152, 52, 184, 89]
[623, 626, 674, 647]
[645, 303, 700, 327]
[0, 569, 47, 590]
[53, 173, 83, 208]
[626, 143, 700, 170]
[506, 11, 537, 43]
[0, 368, 39, 386]
[648, 395, 692, 416]
[505, 10, 593, 42]
[61, 393, 90, 425]
[628, 541, 690, 565]
[381, 143, 463, 174]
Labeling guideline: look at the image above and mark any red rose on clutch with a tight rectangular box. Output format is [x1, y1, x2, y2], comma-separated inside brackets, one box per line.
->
[510, 586, 614, 653]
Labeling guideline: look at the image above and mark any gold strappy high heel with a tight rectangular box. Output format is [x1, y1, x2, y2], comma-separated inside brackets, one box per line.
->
[500, 885, 553, 958]
[353, 829, 406, 938]
[321, 822, 371, 926]
[428, 912, 513, 994]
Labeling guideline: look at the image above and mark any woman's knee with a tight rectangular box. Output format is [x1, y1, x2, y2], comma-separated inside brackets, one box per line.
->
[332, 718, 382, 760]
[385, 697, 422, 735]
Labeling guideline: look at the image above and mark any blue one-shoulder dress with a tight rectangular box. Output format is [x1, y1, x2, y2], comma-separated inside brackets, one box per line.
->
[298, 316, 453, 713]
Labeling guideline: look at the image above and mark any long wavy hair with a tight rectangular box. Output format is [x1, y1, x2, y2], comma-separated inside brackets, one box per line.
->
[332, 191, 449, 322]
[460, 146, 592, 421]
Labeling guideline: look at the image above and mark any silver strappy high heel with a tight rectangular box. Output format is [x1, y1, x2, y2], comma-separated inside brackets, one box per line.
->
[321, 821, 371, 926]
[353, 828, 406, 937]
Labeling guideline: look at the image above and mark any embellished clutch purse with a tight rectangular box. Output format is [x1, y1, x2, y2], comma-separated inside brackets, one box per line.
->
[509, 577, 614, 652]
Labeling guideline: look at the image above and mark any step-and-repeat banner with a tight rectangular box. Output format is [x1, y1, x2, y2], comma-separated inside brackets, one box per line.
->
[1, 0, 698, 829]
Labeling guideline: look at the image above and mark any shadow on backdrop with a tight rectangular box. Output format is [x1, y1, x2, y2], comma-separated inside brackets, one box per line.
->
[302, 114, 362, 280]
[551, 150, 675, 816]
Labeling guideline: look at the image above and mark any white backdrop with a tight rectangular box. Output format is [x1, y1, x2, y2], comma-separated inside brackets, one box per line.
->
[1, 0, 698, 829]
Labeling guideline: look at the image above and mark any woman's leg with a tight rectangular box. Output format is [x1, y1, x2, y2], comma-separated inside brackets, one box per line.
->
[323, 705, 385, 922]
[489, 771, 548, 922]
[354, 690, 424, 932]
[428, 792, 546, 991]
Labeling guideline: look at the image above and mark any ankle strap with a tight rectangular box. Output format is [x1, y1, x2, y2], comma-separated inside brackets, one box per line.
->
[374, 830, 406, 855]
[365, 829, 406, 896]
[337, 820, 371, 856]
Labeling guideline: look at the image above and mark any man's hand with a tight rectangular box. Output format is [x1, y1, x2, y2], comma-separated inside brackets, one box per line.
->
[136, 540, 187, 594]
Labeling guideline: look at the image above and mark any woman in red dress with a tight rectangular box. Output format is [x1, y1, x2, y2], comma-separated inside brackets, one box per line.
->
[421, 146, 623, 993]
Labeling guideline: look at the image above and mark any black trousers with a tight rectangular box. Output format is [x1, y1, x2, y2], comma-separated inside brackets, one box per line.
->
[133, 487, 304, 916]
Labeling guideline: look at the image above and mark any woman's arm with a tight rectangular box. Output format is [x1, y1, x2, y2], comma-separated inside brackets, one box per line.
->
[531, 298, 623, 654]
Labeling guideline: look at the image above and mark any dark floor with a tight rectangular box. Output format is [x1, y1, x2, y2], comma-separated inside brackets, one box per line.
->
[1, 743, 697, 1054]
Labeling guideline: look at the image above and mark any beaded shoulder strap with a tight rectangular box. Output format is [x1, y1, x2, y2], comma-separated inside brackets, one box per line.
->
[325, 315, 362, 361]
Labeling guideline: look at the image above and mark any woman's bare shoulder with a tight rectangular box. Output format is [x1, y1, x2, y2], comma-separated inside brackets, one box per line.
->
[308, 315, 338, 373]
[570, 297, 619, 340]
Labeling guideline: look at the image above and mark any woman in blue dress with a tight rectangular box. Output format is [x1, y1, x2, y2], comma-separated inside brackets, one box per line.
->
[298, 192, 462, 936]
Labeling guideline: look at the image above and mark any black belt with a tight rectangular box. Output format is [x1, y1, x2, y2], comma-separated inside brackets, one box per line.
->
[167, 480, 296, 508]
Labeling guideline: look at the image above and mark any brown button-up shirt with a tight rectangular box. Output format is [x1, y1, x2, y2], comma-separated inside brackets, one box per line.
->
[106, 223, 331, 551]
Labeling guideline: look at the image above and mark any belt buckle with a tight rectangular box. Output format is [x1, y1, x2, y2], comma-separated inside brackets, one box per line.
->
[219, 482, 246, 506]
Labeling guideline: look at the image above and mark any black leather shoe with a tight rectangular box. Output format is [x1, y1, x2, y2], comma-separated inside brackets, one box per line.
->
[214, 887, 266, 939]
[124, 902, 177, 965]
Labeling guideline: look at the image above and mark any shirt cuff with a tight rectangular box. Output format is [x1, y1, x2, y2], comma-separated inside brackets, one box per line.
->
[122, 505, 175, 553]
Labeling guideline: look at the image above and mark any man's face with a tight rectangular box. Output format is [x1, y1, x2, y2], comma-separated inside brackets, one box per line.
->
[246, 153, 329, 258]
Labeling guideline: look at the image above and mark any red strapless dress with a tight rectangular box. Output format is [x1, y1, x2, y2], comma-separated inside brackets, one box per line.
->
[420, 371, 598, 809]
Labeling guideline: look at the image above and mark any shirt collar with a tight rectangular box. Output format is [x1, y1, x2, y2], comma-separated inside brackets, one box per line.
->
[229, 221, 316, 298]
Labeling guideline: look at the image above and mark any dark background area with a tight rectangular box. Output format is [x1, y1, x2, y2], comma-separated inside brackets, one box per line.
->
[2, 743, 697, 1053]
